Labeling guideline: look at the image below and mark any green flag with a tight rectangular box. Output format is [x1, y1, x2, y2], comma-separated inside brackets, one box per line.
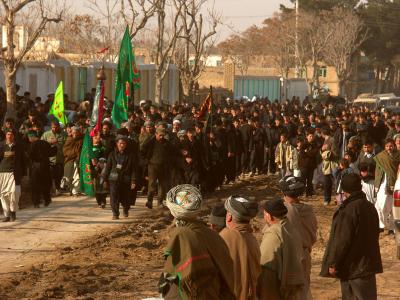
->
[79, 130, 95, 197]
[112, 26, 141, 129]
[48, 81, 67, 125]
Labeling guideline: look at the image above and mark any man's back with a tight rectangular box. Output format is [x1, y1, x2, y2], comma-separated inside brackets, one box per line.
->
[163, 221, 235, 299]
[321, 191, 382, 280]
[220, 225, 261, 300]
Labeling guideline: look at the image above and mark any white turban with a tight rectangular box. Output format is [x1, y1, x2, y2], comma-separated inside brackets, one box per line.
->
[166, 185, 202, 219]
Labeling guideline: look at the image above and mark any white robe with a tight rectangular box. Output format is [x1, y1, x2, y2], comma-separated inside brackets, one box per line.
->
[0, 172, 20, 217]
[361, 179, 376, 204]
[375, 175, 394, 230]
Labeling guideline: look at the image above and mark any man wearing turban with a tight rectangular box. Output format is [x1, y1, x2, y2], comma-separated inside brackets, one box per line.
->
[160, 184, 235, 299]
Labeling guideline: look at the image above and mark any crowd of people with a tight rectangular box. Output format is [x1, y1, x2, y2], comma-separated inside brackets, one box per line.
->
[160, 174, 382, 300]
[0, 89, 396, 299]
[0, 92, 399, 230]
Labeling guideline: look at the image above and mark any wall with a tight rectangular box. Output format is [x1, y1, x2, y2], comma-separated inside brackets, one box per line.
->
[0, 61, 180, 105]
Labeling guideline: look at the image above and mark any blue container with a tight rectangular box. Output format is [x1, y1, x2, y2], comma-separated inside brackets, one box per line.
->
[234, 76, 281, 100]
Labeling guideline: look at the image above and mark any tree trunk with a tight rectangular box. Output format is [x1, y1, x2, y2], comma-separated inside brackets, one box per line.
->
[181, 75, 191, 100]
[154, 72, 162, 105]
[4, 69, 17, 118]
[338, 79, 345, 97]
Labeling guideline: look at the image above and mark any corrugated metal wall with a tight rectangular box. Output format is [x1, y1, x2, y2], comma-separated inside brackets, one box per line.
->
[234, 76, 281, 100]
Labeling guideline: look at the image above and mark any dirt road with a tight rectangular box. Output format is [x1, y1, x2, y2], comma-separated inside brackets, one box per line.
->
[0, 175, 399, 299]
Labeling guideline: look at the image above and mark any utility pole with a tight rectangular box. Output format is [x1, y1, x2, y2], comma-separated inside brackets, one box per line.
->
[295, 0, 299, 78]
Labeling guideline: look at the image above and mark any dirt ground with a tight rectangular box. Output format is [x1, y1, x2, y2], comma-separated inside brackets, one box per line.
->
[0, 175, 399, 300]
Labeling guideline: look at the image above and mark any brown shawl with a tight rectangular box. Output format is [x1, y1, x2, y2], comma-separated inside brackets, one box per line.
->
[163, 220, 235, 300]
[220, 224, 261, 300]
[258, 219, 304, 300]
[374, 150, 400, 193]
[63, 136, 84, 164]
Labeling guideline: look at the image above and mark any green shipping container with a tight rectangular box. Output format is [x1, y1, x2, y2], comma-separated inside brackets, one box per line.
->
[234, 76, 281, 100]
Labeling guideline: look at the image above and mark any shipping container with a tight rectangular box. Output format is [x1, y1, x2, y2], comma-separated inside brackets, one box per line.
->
[234, 76, 281, 100]
[284, 78, 309, 102]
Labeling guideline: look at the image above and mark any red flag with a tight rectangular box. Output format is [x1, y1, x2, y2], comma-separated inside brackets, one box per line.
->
[97, 47, 110, 54]
[198, 94, 212, 119]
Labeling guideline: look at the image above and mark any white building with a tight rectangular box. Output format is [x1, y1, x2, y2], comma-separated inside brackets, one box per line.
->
[189, 54, 223, 67]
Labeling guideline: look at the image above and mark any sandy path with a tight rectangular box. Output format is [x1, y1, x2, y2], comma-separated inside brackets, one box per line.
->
[0, 176, 399, 299]
[0, 194, 148, 275]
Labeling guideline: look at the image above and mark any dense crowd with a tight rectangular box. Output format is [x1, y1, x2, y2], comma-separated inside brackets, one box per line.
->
[0, 93, 398, 228]
[0, 90, 396, 299]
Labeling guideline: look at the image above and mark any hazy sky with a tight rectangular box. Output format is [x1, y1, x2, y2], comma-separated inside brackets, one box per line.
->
[77, 0, 292, 41]
[212, 0, 292, 39]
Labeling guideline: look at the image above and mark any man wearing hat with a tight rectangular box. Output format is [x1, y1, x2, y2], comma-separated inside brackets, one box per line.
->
[321, 173, 382, 300]
[280, 175, 317, 299]
[257, 198, 304, 299]
[102, 135, 138, 219]
[27, 130, 57, 208]
[161, 185, 235, 299]
[220, 196, 261, 300]
[209, 203, 226, 232]
[141, 126, 173, 208]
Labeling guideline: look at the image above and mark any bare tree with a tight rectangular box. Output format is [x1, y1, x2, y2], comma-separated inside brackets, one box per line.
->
[86, 0, 125, 61]
[174, 0, 219, 101]
[297, 10, 334, 93]
[153, 0, 183, 104]
[120, 0, 158, 38]
[0, 0, 64, 116]
[323, 7, 367, 97]
[263, 13, 295, 81]
[218, 34, 248, 75]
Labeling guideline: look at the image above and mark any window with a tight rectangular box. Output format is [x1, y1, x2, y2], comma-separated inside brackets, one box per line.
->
[78, 68, 87, 101]
[319, 66, 327, 78]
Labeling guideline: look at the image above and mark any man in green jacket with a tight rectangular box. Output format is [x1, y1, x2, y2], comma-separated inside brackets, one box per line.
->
[41, 121, 66, 195]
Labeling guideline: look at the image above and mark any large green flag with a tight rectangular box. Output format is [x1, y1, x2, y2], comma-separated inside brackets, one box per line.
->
[79, 130, 95, 197]
[112, 26, 141, 129]
[48, 81, 67, 125]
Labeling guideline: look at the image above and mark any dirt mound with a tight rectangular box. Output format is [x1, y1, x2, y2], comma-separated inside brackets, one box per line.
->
[0, 176, 398, 300]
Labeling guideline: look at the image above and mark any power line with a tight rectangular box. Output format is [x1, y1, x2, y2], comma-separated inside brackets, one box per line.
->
[223, 14, 274, 19]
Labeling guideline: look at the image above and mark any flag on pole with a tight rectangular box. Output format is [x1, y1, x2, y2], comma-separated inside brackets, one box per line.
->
[48, 81, 67, 125]
[202, 87, 214, 133]
[112, 26, 141, 129]
[79, 130, 95, 197]
[90, 79, 105, 137]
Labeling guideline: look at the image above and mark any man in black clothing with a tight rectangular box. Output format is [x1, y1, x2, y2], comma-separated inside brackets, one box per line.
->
[27, 131, 57, 207]
[100, 121, 115, 157]
[239, 116, 252, 176]
[298, 129, 319, 196]
[141, 127, 173, 209]
[232, 117, 244, 179]
[321, 173, 382, 300]
[267, 118, 287, 174]
[249, 118, 264, 176]
[102, 135, 137, 219]
[0, 130, 24, 222]
[333, 121, 355, 159]
[223, 119, 237, 184]
[182, 128, 201, 185]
